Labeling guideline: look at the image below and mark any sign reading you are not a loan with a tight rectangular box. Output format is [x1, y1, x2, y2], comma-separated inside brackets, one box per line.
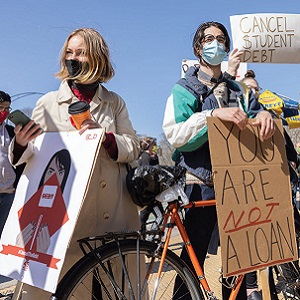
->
[230, 13, 300, 63]
[207, 118, 297, 277]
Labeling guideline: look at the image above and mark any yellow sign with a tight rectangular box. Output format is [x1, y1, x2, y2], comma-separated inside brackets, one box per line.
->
[286, 115, 300, 129]
[258, 90, 283, 115]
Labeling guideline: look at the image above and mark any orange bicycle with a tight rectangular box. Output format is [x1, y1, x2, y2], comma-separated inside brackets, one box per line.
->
[48, 163, 300, 300]
[50, 175, 245, 299]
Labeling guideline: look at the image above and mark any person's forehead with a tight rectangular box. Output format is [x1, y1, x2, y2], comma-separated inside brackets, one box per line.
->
[0, 101, 10, 106]
[204, 26, 224, 36]
[67, 35, 85, 48]
[244, 78, 258, 88]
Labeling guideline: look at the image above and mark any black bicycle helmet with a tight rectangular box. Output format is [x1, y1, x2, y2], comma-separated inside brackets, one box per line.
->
[126, 165, 186, 207]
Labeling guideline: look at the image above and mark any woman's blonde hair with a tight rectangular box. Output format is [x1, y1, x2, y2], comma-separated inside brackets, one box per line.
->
[56, 28, 115, 83]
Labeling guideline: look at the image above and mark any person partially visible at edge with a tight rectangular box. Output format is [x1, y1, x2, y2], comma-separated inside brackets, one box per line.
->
[240, 70, 261, 99]
[0, 91, 25, 239]
[162, 21, 275, 300]
[0, 91, 25, 287]
[241, 69, 299, 168]
[138, 137, 159, 166]
[8, 28, 140, 299]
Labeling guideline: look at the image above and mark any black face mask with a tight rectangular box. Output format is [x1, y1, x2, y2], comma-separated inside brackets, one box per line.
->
[65, 59, 83, 77]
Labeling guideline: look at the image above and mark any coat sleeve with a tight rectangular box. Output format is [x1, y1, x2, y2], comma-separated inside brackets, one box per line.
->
[162, 83, 213, 152]
[110, 92, 140, 163]
[8, 137, 34, 166]
[31, 96, 47, 129]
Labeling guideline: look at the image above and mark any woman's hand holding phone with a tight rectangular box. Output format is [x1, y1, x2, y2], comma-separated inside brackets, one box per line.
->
[14, 121, 43, 146]
[7, 110, 43, 146]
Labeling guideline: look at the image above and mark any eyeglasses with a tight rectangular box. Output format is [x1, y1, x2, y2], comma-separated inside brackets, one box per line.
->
[202, 34, 227, 44]
[0, 106, 11, 112]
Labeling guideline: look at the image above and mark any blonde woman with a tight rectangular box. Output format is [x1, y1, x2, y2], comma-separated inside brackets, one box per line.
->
[10, 28, 140, 299]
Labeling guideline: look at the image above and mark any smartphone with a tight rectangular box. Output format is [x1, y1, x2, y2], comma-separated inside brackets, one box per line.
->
[7, 110, 32, 128]
[7, 110, 43, 133]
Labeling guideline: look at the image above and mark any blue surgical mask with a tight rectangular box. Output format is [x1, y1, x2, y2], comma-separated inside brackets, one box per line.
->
[201, 40, 227, 66]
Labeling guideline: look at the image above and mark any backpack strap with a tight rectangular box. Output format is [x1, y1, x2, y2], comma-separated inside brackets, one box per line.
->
[5, 124, 15, 139]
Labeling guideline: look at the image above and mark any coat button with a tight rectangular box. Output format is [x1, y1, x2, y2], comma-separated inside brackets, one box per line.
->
[99, 181, 106, 188]
[103, 213, 110, 220]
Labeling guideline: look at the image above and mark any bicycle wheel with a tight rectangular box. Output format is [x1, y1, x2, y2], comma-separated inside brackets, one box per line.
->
[52, 239, 204, 300]
[269, 261, 300, 300]
[268, 225, 300, 299]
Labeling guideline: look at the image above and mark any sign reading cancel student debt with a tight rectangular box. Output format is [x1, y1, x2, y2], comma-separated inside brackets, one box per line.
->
[0, 129, 104, 292]
[230, 13, 300, 63]
[207, 118, 297, 277]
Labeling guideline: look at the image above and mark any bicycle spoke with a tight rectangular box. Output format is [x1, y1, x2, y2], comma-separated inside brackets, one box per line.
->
[92, 267, 114, 300]
[116, 241, 135, 300]
[53, 239, 203, 300]
[269, 261, 300, 300]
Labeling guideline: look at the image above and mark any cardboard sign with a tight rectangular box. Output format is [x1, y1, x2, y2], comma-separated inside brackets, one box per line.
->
[230, 14, 300, 63]
[181, 59, 247, 80]
[0, 129, 104, 292]
[207, 117, 297, 277]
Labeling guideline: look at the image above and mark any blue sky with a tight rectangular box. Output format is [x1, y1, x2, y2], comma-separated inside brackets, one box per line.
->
[1, 0, 300, 141]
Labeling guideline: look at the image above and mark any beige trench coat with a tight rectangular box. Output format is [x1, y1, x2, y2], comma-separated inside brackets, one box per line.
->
[9, 81, 141, 298]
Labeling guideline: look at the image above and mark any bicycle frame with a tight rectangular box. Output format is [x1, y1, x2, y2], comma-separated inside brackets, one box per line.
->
[156, 199, 244, 300]
[12, 199, 245, 300]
